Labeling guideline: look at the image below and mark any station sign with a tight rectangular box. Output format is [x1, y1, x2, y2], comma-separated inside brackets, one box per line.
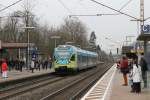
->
[31, 47, 38, 61]
[32, 54, 36, 61]
[141, 25, 150, 33]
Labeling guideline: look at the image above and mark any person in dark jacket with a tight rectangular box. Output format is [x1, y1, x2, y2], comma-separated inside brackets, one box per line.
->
[140, 56, 148, 88]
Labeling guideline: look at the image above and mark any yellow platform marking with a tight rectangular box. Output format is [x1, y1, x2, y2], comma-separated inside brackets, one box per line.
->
[0, 77, 13, 80]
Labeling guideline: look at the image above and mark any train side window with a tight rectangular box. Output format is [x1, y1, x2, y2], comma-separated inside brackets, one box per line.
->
[71, 54, 75, 61]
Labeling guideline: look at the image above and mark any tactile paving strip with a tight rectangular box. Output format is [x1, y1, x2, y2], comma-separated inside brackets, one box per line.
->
[81, 64, 117, 100]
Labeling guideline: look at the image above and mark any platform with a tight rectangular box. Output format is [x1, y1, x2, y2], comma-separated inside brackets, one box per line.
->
[81, 64, 150, 100]
[110, 67, 150, 100]
[0, 68, 54, 83]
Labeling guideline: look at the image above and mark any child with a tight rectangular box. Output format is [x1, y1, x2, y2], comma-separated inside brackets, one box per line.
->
[1, 59, 8, 79]
[128, 67, 134, 92]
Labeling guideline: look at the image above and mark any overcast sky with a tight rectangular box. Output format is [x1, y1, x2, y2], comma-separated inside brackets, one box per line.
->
[1, 0, 150, 54]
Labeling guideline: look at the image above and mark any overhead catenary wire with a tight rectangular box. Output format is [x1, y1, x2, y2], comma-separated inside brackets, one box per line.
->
[0, 0, 24, 12]
[105, 37, 122, 46]
[69, 13, 120, 17]
[109, 0, 135, 16]
[69, 0, 134, 17]
[144, 16, 150, 21]
[57, 0, 72, 14]
[89, 0, 139, 20]
[119, 0, 134, 11]
[0, 3, 14, 12]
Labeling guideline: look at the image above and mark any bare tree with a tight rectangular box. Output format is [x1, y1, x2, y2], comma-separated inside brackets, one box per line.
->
[2, 12, 21, 42]
[60, 18, 88, 47]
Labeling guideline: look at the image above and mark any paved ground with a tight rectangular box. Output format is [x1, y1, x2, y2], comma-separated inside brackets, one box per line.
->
[0, 68, 54, 83]
[110, 69, 150, 100]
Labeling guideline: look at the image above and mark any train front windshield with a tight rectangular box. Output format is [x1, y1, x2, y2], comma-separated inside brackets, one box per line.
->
[54, 46, 73, 64]
[56, 51, 70, 59]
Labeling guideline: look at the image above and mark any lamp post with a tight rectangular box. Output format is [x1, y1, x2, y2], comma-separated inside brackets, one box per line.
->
[23, 26, 35, 69]
[50, 36, 61, 48]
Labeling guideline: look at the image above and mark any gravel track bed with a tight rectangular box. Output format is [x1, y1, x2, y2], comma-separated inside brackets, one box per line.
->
[0, 75, 63, 100]
[46, 63, 112, 100]
[7, 63, 112, 100]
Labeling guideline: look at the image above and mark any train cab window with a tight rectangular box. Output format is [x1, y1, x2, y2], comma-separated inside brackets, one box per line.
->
[70, 54, 75, 61]
[53, 56, 56, 61]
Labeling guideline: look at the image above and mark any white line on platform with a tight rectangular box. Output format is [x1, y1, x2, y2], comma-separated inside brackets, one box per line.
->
[81, 64, 117, 100]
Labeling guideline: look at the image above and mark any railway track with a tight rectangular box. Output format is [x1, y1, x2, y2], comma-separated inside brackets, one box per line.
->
[1, 63, 112, 100]
[40, 63, 112, 100]
[0, 74, 65, 100]
[0, 75, 54, 92]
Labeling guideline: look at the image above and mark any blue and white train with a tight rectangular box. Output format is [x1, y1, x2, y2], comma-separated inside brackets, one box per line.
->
[53, 45, 98, 72]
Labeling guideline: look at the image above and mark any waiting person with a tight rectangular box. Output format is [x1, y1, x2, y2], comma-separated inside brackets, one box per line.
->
[128, 59, 134, 92]
[20, 59, 24, 72]
[120, 56, 129, 86]
[31, 60, 35, 73]
[140, 56, 148, 88]
[132, 58, 142, 93]
[44, 60, 48, 70]
[42, 60, 45, 70]
[1, 59, 8, 79]
[49, 60, 52, 69]
[49, 57, 52, 69]
[37, 60, 41, 71]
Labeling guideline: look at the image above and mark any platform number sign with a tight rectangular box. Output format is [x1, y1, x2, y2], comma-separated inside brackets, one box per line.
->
[31, 47, 37, 61]
[32, 53, 37, 61]
[141, 25, 150, 33]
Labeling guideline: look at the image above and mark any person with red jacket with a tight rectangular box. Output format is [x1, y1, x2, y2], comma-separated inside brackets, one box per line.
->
[1, 59, 8, 79]
[120, 56, 129, 86]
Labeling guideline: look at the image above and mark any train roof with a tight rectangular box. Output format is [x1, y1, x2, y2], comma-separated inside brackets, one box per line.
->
[56, 45, 97, 56]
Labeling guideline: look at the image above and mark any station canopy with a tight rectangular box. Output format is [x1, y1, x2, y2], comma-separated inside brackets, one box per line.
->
[122, 41, 144, 54]
[0, 40, 35, 49]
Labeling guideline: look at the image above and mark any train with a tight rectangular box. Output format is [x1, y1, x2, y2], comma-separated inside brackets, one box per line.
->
[53, 45, 98, 73]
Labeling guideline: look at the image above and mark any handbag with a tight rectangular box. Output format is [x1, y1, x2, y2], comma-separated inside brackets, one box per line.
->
[128, 78, 133, 86]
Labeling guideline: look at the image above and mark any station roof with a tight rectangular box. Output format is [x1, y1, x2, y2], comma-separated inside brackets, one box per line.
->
[0, 41, 34, 49]
[122, 46, 133, 54]
[137, 33, 150, 41]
